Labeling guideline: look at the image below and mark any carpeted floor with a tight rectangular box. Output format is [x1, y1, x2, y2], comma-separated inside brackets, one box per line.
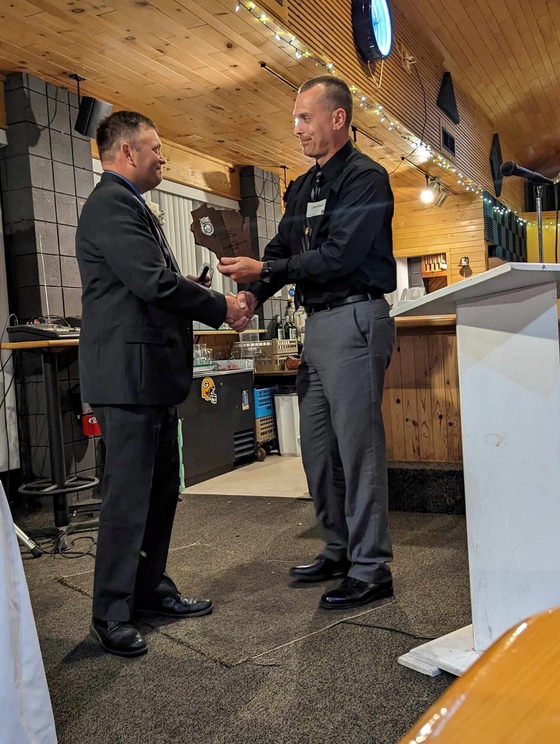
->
[22, 494, 470, 744]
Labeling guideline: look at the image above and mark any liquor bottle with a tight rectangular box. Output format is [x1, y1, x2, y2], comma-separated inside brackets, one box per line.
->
[283, 304, 297, 341]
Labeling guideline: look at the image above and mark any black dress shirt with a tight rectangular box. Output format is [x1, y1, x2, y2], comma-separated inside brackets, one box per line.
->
[250, 140, 396, 307]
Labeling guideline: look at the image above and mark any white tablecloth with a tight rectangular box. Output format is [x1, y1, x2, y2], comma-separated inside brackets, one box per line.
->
[0, 484, 57, 744]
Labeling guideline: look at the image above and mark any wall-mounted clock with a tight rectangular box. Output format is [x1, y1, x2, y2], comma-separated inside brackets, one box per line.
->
[352, 0, 393, 63]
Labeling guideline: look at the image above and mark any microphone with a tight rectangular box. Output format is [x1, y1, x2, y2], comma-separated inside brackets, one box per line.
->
[500, 160, 554, 186]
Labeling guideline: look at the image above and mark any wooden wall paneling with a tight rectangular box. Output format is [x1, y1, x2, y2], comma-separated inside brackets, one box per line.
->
[428, 333, 450, 462]
[442, 333, 462, 461]
[393, 191, 487, 284]
[413, 334, 435, 460]
[384, 326, 462, 464]
[398, 334, 421, 460]
[380, 375, 394, 462]
[383, 340, 407, 461]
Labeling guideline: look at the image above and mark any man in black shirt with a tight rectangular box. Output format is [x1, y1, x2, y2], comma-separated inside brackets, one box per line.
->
[218, 76, 396, 610]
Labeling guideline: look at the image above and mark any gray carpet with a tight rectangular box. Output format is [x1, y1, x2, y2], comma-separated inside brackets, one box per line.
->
[22, 495, 470, 744]
[58, 497, 398, 666]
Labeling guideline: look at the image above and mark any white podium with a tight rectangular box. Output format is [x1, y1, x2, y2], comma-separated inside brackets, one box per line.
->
[391, 263, 560, 676]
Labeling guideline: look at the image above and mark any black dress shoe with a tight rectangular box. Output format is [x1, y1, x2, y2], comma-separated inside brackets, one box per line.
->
[320, 576, 393, 610]
[290, 556, 350, 583]
[135, 592, 213, 619]
[90, 618, 147, 657]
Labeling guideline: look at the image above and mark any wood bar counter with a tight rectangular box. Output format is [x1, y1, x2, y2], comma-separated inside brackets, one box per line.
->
[384, 315, 461, 464]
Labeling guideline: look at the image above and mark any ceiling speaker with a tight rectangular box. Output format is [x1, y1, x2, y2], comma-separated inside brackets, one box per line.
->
[489, 133, 503, 198]
[74, 96, 113, 138]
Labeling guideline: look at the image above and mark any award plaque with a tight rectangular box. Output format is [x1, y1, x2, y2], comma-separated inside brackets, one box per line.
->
[190, 204, 255, 259]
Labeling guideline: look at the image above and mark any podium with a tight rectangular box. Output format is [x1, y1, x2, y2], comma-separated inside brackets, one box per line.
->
[391, 263, 560, 676]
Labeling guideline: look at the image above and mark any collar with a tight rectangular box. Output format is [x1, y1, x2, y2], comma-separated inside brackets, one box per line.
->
[317, 140, 354, 184]
[103, 170, 144, 201]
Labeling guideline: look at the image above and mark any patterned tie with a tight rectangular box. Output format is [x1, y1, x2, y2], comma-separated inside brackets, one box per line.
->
[302, 166, 324, 252]
[310, 167, 324, 202]
[298, 167, 324, 308]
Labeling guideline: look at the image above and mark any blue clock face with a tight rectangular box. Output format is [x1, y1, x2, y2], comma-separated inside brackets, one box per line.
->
[371, 0, 392, 58]
[352, 0, 393, 63]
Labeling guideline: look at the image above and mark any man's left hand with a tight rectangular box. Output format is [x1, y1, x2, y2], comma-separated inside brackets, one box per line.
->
[217, 257, 264, 283]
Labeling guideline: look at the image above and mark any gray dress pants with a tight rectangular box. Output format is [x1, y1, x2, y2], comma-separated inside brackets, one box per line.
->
[297, 298, 395, 583]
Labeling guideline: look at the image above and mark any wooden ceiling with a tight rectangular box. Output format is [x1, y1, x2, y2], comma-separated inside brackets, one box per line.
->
[0, 0, 558, 189]
[396, 0, 560, 178]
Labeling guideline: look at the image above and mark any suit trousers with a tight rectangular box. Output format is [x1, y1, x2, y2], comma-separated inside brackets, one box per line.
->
[297, 298, 395, 583]
[91, 404, 180, 621]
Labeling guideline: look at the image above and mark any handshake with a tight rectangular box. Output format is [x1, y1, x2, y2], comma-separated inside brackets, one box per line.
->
[225, 291, 258, 332]
[219, 257, 266, 332]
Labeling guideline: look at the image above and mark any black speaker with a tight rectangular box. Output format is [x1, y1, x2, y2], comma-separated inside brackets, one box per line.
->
[489, 133, 503, 198]
[74, 96, 113, 138]
[436, 72, 460, 125]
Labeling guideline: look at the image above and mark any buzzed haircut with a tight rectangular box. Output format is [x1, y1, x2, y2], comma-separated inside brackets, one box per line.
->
[96, 111, 157, 162]
[299, 76, 353, 125]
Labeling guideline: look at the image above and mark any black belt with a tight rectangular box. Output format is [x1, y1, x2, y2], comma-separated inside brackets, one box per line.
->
[305, 292, 383, 314]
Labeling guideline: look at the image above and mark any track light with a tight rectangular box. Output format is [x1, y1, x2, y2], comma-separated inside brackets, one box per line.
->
[420, 176, 438, 204]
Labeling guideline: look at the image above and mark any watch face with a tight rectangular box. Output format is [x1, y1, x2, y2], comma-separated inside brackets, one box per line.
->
[352, 0, 393, 63]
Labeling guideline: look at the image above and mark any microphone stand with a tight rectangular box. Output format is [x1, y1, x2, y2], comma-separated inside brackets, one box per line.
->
[535, 184, 545, 263]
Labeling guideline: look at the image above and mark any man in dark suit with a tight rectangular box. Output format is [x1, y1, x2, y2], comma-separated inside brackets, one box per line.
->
[77, 111, 248, 657]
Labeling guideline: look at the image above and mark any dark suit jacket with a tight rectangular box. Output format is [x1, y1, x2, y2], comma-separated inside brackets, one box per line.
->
[76, 172, 226, 405]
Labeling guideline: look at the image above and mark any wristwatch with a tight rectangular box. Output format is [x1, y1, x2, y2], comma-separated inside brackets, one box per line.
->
[260, 260, 273, 283]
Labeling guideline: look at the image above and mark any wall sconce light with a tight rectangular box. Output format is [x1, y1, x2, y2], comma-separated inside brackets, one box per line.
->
[460, 256, 470, 267]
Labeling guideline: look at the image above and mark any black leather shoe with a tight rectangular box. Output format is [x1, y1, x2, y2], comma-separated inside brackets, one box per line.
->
[290, 556, 350, 583]
[320, 576, 393, 610]
[90, 618, 147, 657]
[135, 592, 213, 619]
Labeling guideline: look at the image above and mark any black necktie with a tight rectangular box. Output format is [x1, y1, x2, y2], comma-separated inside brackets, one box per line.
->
[297, 168, 324, 308]
[302, 167, 324, 252]
[310, 167, 324, 202]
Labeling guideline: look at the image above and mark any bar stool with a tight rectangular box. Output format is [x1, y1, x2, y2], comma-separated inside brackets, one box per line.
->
[18, 345, 99, 550]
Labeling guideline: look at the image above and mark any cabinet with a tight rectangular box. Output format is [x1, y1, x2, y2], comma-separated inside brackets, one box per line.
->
[178, 369, 254, 487]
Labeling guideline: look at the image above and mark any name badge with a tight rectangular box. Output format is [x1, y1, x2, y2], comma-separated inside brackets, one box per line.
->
[306, 199, 326, 218]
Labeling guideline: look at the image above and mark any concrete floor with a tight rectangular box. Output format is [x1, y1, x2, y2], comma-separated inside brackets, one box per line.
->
[183, 455, 309, 499]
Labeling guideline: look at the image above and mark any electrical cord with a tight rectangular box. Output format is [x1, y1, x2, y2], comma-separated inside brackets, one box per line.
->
[23, 532, 97, 559]
[341, 619, 436, 642]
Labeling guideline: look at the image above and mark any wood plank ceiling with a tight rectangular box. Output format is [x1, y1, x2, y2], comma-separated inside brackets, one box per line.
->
[396, 0, 560, 178]
[0, 0, 558, 189]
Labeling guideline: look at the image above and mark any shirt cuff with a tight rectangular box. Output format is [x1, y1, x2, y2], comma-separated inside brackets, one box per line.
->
[270, 258, 290, 283]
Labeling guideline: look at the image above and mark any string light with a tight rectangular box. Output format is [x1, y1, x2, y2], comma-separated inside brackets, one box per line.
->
[234, 0, 523, 213]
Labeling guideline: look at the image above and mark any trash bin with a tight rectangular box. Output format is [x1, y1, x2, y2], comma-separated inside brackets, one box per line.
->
[274, 393, 301, 456]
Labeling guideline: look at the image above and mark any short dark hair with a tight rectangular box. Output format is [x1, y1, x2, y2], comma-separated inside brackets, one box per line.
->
[299, 76, 353, 125]
[96, 110, 157, 161]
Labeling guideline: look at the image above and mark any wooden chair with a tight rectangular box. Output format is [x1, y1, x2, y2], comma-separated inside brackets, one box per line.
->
[399, 607, 560, 744]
